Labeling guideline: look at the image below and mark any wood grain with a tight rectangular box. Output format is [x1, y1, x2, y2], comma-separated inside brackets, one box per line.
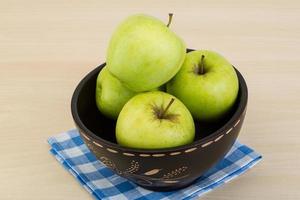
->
[1, 0, 300, 199]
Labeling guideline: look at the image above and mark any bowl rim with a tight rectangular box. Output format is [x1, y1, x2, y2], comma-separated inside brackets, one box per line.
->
[71, 53, 248, 154]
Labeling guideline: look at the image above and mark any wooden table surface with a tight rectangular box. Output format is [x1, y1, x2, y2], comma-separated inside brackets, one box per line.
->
[1, 0, 300, 199]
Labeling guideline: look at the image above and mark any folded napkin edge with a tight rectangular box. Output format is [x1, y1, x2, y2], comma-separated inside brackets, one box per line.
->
[184, 155, 261, 200]
[50, 148, 100, 199]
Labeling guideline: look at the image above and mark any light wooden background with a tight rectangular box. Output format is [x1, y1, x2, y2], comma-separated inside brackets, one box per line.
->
[1, 0, 300, 199]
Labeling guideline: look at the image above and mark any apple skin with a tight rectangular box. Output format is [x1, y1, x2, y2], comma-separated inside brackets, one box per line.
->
[116, 91, 195, 149]
[167, 50, 239, 122]
[95, 67, 137, 119]
[96, 67, 164, 119]
[106, 14, 186, 92]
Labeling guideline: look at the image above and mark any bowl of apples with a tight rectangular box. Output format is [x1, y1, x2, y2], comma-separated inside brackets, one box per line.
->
[71, 14, 248, 191]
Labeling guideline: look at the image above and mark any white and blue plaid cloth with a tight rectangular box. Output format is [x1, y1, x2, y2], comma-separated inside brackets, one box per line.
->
[48, 129, 261, 200]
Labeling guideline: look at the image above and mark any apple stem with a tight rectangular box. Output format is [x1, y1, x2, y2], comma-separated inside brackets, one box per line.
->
[199, 55, 205, 74]
[159, 98, 175, 118]
[167, 13, 173, 27]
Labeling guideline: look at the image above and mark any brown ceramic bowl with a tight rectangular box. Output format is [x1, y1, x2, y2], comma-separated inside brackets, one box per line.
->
[71, 53, 248, 191]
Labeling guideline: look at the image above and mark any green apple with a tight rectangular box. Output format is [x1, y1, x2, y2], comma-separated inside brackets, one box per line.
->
[167, 50, 239, 121]
[96, 67, 164, 119]
[106, 14, 186, 92]
[116, 91, 195, 149]
[95, 66, 137, 119]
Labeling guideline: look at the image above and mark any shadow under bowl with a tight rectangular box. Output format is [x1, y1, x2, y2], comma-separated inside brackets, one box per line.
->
[71, 58, 248, 191]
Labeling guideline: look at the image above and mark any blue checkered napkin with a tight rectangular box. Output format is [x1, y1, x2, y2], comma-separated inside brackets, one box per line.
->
[48, 129, 262, 200]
